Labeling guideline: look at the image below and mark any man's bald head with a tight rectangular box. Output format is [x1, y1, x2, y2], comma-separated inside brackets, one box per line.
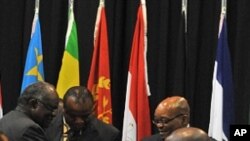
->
[153, 96, 190, 139]
[165, 127, 210, 141]
[154, 96, 190, 123]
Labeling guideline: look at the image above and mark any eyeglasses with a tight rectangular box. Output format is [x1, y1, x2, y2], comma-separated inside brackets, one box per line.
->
[37, 99, 57, 113]
[152, 114, 184, 125]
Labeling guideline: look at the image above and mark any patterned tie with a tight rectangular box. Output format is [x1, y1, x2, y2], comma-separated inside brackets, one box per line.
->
[62, 123, 69, 141]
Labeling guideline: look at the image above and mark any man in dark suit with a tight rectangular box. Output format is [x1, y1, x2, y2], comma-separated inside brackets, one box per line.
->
[45, 86, 120, 141]
[0, 81, 59, 141]
[164, 127, 210, 141]
[143, 96, 190, 141]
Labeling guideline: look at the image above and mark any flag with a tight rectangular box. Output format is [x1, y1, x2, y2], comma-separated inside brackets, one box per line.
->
[87, 1, 112, 124]
[21, 7, 44, 93]
[208, 14, 234, 141]
[122, 1, 151, 141]
[0, 81, 3, 118]
[56, 0, 79, 99]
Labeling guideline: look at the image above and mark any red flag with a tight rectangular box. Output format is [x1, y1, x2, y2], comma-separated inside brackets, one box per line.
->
[122, 2, 151, 141]
[87, 2, 112, 124]
[0, 81, 3, 118]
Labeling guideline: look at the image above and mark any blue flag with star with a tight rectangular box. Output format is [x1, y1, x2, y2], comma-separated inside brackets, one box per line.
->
[21, 14, 44, 93]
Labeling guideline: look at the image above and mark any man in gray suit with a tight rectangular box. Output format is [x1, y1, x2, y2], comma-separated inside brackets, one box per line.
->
[0, 81, 59, 141]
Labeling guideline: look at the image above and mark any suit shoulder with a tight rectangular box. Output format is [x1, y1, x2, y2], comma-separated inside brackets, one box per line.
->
[0, 111, 45, 141]
[0, 111, 37, 128]
[95, 119, 119, 134]
[142, 134, 162, 141]
[92, 118, 120, 141]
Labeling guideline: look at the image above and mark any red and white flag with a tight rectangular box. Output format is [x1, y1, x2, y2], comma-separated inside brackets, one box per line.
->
[87, 0, 112, 124]
[122, 0, 151, 141]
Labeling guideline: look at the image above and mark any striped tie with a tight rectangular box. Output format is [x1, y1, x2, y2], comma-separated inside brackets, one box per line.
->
[62, 123, 69, 141]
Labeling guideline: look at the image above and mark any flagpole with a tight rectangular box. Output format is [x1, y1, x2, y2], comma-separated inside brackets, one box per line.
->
[35, 0, 40, 14]
[100, 0, 104, 6]
[141, 0, 147, 36]
[218, 0, 227, 37]
[69, 0, 74, 11]
[182, 0, 187, 33]
[181, 0, 188, 95]
[221, 0, 227, 15]
[93, 0, 104, 46]
[141, 0, 146, 28]
[140, 0, 151, 96]
[182, 0, 188, 53]
[31, 0, 40, 37]
[141, 0, 147, 38]
[181, 0, 188, 57]
[65, 0, 74, 47]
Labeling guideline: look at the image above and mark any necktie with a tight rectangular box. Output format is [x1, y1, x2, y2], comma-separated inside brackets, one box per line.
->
[62, 123, 69, 141]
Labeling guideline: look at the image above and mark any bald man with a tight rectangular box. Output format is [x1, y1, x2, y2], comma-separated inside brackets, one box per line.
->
[164, 127, 210, 141]
[143, 96, 190, 141]
[0, 131, 9, 141]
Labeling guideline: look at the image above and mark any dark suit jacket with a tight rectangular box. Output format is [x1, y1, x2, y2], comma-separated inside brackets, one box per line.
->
[142, 134, 163, 141]
[0, 110, 48, 141]
[142, 133, 216, 141]
[45, 113, 120, 141]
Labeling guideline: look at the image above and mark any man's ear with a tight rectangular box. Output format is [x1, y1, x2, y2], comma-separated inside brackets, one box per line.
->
[181, 114, 189, 126]
[90, 102, 97, 116]
[28, 98, 39, 109]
